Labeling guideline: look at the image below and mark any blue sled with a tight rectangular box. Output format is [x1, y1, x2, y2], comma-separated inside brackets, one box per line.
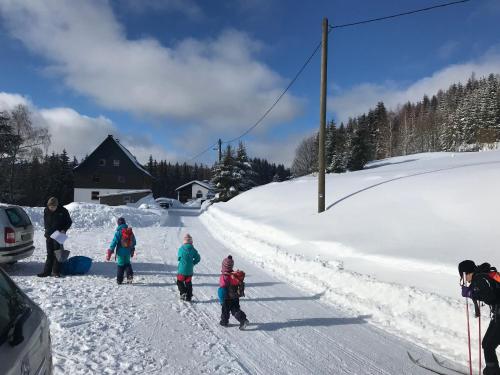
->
[61, 256, 92, 275]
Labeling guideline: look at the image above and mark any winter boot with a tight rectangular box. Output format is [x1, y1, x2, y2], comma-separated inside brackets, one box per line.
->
[220, 320, 229, 327]
[239, 319, 249, 330]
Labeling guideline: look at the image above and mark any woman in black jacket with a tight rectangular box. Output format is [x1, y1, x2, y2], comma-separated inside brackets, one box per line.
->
[460, 260, 500, 375]
[38, 197, 72, 278]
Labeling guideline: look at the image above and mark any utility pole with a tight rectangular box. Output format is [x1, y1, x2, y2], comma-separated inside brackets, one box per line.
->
[218, 139, 222, 162]
[318, 17, 328, 213]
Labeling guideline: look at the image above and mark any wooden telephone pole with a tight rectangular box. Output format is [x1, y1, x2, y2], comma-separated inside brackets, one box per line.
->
[318, 17, 328, 213]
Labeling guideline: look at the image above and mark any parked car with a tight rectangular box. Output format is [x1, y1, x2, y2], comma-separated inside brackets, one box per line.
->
[0, 204, 35, 264]
[0, 267, 53, 375]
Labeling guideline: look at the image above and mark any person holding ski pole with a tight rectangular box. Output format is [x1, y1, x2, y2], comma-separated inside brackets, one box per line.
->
[459, 260, 500, 375]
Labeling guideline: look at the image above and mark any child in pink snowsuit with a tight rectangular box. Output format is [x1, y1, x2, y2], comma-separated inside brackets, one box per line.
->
[219, 255, 248, 330]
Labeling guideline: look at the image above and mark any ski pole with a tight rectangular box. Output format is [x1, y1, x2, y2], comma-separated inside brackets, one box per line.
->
[478, 303, 481, 375]
[464, 272, 473, 375]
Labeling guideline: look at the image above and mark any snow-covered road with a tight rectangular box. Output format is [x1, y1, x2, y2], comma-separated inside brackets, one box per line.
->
[6, 208, 450, 374]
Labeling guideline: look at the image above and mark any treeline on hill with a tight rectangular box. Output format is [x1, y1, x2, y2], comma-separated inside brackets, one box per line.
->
[292, 73, 500, 176]
[0, 104, 289, 205]
[211, 142, 290, 201]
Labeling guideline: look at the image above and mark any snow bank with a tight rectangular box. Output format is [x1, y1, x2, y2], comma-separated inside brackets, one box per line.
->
[24, 202, 163, 229]
[201, 149, 500, 364]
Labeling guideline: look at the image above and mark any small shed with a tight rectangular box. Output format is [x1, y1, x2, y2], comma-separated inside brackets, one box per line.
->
[99, 190, 152, 206]
[175, 180, 213, 203]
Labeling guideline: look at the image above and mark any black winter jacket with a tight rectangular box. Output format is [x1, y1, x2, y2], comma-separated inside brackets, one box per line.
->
[44, 206, 72, 239]
[470, 273, 500, 319]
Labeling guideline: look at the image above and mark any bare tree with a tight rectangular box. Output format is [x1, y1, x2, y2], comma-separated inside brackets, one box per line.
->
[5, 105, 50, 201]
[291, 134, 318, 177]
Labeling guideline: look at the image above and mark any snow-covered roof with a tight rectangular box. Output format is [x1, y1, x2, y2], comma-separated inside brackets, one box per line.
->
[98, 189, 151, 198]
[175, 180, 213, 191]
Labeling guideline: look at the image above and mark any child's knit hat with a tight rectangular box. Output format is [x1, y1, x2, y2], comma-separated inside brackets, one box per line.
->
[222, 255, 234, 273]
[183, 233, 193, 244]
[117, 217, 126, 225]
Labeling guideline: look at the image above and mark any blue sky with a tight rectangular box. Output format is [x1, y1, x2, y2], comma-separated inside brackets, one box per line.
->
[0, 0, 499, 166]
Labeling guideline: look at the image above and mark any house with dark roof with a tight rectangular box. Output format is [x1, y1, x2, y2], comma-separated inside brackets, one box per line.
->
[175, 180, 214, 203]
[73, 135, 153, 203]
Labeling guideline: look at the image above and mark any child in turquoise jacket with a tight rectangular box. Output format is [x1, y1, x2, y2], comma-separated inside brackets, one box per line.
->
[177, 233, 200, 301]
[106, 217, 136, 284]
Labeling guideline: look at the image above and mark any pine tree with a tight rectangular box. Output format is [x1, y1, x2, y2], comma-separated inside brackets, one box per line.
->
[235, 141, 257, 192]
[211, 145, 240, 202]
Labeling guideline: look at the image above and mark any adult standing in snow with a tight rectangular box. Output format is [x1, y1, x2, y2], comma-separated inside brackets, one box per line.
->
[176, 233, 200, 301]
[38, 197, 72, 278]
[459, 260, 500, 375]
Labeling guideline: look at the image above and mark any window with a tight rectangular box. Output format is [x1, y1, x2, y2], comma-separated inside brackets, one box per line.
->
[196, 190, 203, 199]
[0, 270, 24, 345]
[117, 176, 125, 183]
[92, 175, 100, 183]
[113, 159, 120, 167]
[99, 159, 106, 166]
[91, 191, 99, 200]
[5, 208, 31, 228]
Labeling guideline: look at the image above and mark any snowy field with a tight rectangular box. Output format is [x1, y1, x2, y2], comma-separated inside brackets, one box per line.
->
[5, 204, 438, 374]
[4, 149, 498, 374]
[201, 149, 500, 369]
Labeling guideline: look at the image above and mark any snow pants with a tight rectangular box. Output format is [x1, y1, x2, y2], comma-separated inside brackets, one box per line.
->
[177, 274, 193, 300]
[117, 263, 133, 284]
[220, 298, 246, 325]
[42, 238, 61, 275]
[483, 317, 500, 372]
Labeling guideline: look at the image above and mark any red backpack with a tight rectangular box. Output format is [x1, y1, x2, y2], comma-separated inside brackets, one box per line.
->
[232, 270, 246, 297]
[120, 227, 135, 248]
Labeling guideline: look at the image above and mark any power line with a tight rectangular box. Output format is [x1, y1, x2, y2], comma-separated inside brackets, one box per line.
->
[330, 0, 470, 29]
[223, 40, 323, 145]
[186, 141, 218, 163]
[186, 0, 471, 162]
[186, 39, 323, 161]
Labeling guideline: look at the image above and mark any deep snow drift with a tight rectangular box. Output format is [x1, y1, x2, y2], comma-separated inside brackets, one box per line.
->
[200, 149, 500, 365]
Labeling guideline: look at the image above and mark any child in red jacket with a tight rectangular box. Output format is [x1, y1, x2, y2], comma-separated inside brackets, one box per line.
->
[219, 255, 249, 330]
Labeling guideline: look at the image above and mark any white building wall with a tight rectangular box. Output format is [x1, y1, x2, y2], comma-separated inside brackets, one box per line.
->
[191, 184, 209, 199]
[74, 188, 128, 203]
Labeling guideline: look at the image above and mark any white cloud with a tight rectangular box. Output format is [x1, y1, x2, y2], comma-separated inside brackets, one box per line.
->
[246, 131, 315, 167]
[0, 92, 174, 163]
[0, 92, 29, 110]
[0, 0, 303, 133]
[329, 48, 500, 122]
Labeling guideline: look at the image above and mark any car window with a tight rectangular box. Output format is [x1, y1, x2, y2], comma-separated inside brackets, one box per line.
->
[5, 208, 31, 228]
[0, 270, 23, 345]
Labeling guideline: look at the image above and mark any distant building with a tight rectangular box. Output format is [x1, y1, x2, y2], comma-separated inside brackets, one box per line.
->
[175, 180, 213, 203]
[73, 135, 153, 203]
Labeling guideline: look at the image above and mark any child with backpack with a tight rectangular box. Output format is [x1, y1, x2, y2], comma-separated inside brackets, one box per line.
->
[177, 233, 201, 301]
[459, 260, 500, 375]
[106, 217, 136, 285]
[218, 255, 249, 330]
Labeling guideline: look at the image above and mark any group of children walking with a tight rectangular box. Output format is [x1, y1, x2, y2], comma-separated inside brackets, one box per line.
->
[105, 217, 249, 329]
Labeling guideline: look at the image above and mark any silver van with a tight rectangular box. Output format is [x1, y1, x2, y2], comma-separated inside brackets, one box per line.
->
[0, 267, 53, 374]
[0, 204, 35, 264]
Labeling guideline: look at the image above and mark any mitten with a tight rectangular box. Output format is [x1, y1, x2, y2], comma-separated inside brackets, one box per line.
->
[461, 285, 472, 298]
